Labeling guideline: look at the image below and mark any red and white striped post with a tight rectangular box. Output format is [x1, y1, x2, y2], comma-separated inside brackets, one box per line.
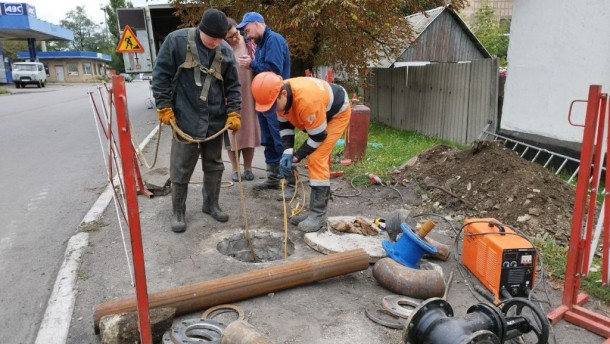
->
[112, 75, 152, 344]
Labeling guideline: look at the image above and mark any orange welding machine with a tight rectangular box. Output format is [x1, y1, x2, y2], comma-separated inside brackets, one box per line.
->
[462, 218, 536, 302]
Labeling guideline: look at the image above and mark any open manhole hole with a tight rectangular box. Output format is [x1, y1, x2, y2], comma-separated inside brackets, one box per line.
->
[217, 230, 295, 263]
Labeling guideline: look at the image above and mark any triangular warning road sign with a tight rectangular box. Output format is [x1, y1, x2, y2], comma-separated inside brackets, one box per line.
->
[116, 25, 144, 53]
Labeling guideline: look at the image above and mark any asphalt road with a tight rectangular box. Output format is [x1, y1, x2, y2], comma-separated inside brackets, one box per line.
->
[0, 81, 157, 343]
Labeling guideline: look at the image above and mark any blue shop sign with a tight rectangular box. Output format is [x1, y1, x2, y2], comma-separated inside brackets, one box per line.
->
[1, 3, 35, 16]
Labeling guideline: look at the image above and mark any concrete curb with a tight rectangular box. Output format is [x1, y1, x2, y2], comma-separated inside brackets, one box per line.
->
[34, 233, 89, 344]
[35, 124, 160, 343]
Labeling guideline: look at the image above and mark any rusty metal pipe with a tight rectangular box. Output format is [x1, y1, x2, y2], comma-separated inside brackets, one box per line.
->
[424, 237, 450, 261]
[373, 258, 445, 299]
[94, 249, 369, 333]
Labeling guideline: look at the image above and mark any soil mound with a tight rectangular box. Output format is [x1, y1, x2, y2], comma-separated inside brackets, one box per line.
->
[391, 141, 575, 243]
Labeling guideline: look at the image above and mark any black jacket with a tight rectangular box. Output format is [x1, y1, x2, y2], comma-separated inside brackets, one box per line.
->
[152, 28, 241, 138]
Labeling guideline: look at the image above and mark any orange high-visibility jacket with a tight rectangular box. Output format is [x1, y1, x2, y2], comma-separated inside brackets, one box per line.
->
[277, 77, 349, 161]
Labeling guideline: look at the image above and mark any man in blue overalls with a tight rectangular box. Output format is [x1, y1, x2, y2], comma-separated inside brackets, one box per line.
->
[236, 12, 290, 190]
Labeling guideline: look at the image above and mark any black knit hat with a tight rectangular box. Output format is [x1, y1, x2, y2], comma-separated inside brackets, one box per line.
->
[198, 9, 228, 39]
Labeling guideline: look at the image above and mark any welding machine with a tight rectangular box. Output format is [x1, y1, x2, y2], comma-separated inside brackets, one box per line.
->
[461, 218, 536, 302]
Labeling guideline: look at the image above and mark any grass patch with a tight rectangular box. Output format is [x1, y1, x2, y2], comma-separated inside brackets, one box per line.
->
[0, 87, 11, 95]
[77, 268, 91, 281]
[295, 121, 460, 182]
[533, 238, 610, 302]
[78, 220, 109, 233]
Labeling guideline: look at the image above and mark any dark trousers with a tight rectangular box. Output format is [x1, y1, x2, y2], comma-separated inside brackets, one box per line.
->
[257, 110, 283, 165]
[170, 135, 224, 184]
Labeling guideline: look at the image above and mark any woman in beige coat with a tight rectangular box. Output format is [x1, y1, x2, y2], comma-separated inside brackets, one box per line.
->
[224, 17, 261, 181]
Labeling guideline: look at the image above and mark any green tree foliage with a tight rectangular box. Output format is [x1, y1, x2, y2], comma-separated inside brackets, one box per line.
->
[470, 1, 509, 66]
[169, 0, 467, 82]
[1, 40, 28, 61]
[60, 6, 103, 51]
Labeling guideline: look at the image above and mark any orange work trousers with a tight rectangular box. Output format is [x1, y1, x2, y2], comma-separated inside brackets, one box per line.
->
[307, 106, 351, 187]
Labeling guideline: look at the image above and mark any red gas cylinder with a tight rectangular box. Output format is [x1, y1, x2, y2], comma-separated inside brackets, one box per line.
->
[344, 95, 370, 161]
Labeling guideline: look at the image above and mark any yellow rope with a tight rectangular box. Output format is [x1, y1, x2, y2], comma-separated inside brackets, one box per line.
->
[281, 178, 288, 258]
[232, 132, 256, 262]
[130, 121, 162, 169]
[170, 118, 229, 143]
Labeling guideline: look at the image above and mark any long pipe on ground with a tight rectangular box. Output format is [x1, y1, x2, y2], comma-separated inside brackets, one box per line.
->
[94, 248, 370, 333]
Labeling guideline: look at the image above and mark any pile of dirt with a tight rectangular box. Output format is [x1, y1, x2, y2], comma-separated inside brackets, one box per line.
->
[389, 141, 576, 244]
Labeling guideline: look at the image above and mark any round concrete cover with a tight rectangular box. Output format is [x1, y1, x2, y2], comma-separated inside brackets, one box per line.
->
[303, 216, 390, 263]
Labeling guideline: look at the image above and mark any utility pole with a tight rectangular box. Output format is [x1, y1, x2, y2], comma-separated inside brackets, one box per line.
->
[100, 4, 109, 48]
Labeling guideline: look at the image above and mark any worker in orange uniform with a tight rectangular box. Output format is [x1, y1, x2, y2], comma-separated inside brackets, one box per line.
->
[251, 72, 351, 232]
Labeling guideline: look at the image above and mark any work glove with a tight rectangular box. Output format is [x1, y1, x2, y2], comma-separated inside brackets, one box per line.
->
[279, 148, 294, 178]
[157, 107, 175, 125]
[226, 111, 241, 131]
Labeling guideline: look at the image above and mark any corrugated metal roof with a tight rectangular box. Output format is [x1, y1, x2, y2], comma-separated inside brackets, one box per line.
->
[407, 6, 445, 36]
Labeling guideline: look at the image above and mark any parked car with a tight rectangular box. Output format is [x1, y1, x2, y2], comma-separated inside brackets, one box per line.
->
[120, 73, 133, 82]
[12, 62, 47, 88]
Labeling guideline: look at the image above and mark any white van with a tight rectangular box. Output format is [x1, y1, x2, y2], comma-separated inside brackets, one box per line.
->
[12, 62, 47, 88]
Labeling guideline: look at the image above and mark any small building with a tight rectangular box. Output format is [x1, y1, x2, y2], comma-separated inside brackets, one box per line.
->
[16, 51, 111, 83]
[376, 6, 490, 67]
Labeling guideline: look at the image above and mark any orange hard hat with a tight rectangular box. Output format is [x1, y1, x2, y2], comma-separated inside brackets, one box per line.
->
[251, 72, 283, 112]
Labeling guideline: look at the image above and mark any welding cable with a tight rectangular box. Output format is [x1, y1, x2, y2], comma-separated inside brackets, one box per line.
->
[332, 174, 405, 203]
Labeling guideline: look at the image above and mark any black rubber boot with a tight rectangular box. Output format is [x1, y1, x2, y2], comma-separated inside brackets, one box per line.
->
[202, 170, 229, 222]
[171, 183, 188, 233]
[298, 186, 331, 233]
[252, 163, 281, 190]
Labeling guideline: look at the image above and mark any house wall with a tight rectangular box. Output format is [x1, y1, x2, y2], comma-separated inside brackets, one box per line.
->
[400, 11, 487, 63]
[44, 59, 108, 83]
[501, 0, 610, 144]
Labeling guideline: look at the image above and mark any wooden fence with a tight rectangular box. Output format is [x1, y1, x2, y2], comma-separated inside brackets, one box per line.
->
[366, 58, 499, 144]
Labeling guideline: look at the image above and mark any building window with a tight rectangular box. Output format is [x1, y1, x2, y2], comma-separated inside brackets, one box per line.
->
[83, 63, 92, 75]
[68, 63, 79, 76]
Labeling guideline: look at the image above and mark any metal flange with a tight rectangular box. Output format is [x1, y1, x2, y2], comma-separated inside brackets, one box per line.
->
[381, 295, 423, 319]
[163, 318, 226, 344]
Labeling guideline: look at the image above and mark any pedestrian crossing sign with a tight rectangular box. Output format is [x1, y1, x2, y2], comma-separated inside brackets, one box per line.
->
[116, 25, 144, 53]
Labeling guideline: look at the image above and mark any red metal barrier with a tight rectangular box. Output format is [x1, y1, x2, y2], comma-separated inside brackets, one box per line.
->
[112, 75, 152, 344]
[548, 85, 610, 343]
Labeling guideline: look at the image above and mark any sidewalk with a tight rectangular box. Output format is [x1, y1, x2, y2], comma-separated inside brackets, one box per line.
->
[65, 125, 604, 343]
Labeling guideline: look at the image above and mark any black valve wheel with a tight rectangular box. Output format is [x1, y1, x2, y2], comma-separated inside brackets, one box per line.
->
[500, 298, 550, 344]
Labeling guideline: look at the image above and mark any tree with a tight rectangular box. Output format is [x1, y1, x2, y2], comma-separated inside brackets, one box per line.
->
[169, 0, 467, 85]
[470, 0, 509, 66]
[1, 40, 28, 61]
[60, 6, 103, 51]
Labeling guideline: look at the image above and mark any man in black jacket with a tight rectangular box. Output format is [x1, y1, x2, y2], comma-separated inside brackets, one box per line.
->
[152, 9, 241, 233]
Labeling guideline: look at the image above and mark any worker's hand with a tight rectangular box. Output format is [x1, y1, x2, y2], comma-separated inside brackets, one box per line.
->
[226, 111, 241, 131]
[157, 107, 175, 125]
[238, 55, 251, 69]
[279, 149, 293, 178]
